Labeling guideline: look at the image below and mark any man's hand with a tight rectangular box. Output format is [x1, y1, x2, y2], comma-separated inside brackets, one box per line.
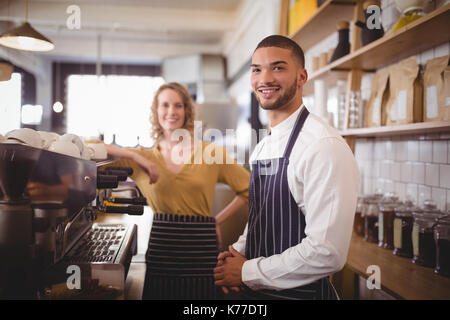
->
[214, 246, 247, 289]
[216, 251, 241, 294]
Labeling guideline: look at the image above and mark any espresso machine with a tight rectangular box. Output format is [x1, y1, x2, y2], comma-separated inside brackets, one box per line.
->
[0, 143, 144, 299]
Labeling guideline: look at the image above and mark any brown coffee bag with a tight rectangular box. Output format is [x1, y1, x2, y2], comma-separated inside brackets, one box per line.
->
[444, 66, 450, 120]
[365, 69, 389, 127]
[385, 56, 423, 126]
[423, 55, 449, 122]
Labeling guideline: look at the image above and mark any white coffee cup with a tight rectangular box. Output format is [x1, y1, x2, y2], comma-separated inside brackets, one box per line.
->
[60, 133, 85, 155]
[38, 131, 60, 149]
[48, 140, 81, 158]
[5, 128, 42, 148]
[85, 143, 107, 160]
[80, 145, 92, 160]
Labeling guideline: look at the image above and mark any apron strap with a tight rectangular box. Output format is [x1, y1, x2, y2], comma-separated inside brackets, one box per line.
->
[283, 106, 309, 159]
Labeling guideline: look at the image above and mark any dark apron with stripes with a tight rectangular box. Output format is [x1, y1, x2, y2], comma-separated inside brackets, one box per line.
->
[244, 107, 338, 300]
[142, 213, 221, 300]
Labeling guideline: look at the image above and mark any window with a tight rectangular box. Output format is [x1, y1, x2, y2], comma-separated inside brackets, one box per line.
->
[66, 74, 164, 147]
[0, 72, 21, 135]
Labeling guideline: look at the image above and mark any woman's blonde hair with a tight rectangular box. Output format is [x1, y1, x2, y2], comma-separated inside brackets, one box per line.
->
[150, 82, 196, 145]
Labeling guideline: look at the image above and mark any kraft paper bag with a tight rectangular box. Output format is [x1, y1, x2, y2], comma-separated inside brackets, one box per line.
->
[423, 55, 449, 122]
[366, 69, 390, 127]
[445, 66, 450, 120]
[386, 56, 423, 126]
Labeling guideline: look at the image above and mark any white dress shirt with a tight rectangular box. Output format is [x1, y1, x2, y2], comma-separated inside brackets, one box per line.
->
[233, 105, 360, 291]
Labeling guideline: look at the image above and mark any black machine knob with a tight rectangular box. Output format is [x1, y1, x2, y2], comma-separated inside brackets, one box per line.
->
[98, 169, 128, 181]
[104, 167, 133, 176]
[110, 197, 147, 205]
[97, 175, 118, 189]
[102, 205, 144, 216]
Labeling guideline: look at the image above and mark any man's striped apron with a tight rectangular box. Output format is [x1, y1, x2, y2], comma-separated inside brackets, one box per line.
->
[143, 213, 221, 300]
[244, 107, 338, 300]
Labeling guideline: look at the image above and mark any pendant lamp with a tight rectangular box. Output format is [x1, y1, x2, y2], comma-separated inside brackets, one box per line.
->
[0, 0, 54, 52]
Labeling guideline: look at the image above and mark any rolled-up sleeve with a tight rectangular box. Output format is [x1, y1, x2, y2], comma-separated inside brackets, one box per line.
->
[241, 137, 360, 291]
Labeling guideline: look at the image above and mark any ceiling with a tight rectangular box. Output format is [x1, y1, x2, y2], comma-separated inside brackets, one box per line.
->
[0, 0, 244, 64]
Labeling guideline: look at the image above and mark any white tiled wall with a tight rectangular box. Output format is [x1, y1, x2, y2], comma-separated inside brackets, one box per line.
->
[305, 0, 450, 211]
[355, 135, 450, 211]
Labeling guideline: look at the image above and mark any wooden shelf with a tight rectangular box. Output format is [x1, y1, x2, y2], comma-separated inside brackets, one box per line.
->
[303, 63, 348, 95]
[340, 121, 450, 137]
[346, 232, 450, 300]
[303, 3, 450, 95]
[289, 0, 357, 53]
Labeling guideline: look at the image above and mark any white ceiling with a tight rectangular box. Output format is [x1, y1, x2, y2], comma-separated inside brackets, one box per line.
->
[0, 0, 244, 64]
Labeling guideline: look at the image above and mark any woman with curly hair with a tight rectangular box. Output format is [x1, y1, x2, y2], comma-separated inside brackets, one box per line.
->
[101, 82, 250, 300]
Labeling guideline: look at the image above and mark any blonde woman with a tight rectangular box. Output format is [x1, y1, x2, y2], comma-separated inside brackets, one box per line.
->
[102, 82, 249, 300]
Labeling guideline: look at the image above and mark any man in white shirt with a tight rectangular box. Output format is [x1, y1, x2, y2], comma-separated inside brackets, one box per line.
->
[213, 35, 359, 300]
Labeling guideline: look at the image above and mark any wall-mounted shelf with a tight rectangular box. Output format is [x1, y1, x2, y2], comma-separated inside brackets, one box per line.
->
[289, 0, 357, 53]
[340, 120, 450, 137]
[302, 3, 450, 96]
[347, 232, 450, 300]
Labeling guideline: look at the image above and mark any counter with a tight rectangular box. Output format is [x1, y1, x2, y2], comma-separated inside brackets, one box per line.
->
[346, 232, 450, 300]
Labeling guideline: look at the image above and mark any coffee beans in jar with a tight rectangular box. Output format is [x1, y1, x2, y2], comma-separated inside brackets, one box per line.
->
[378, 192, 401, 250]
[434, 215, 450, 277]
[393, 200, 417, 258]
[363, 193, 383, 243]
[412, 200, 446, 268]
[354, 196, 365, 236]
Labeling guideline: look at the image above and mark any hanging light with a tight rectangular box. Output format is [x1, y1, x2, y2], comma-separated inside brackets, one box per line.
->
[0, 0, 54, 52]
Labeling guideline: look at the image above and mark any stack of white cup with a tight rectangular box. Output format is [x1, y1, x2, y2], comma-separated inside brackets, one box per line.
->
[1, 128, 107, 160]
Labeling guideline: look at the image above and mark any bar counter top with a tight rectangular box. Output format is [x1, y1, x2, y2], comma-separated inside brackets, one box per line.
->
[346, 232, 450, 300]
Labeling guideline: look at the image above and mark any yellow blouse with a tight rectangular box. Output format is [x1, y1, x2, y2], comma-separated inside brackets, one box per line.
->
[103, 141, 250, 217]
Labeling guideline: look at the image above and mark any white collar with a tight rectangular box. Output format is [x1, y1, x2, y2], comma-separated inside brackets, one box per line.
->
[269, 104, 305, 138]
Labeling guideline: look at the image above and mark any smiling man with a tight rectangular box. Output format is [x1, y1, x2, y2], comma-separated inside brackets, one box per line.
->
[213, 35, 360, 300]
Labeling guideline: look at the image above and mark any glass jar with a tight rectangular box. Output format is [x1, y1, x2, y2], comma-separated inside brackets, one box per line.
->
[378, 192, 401, 250]
[354, 196, 365, 236]
[412, 200, 446, 268]
[393, 200, 417, 258]
[363, 193, 383, 243]
[434, 215, 450, 277]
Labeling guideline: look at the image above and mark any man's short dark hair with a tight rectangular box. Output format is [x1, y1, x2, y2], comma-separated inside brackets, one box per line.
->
[254, 35, 305, 68]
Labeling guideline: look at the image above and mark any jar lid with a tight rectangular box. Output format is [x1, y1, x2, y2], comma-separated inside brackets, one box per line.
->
[379, 192, 401, 212]
[413, 200, 446, 221]
[435, 214, 450, 225]
[421, 199, 442, 215]
[395, 199, 418, 217]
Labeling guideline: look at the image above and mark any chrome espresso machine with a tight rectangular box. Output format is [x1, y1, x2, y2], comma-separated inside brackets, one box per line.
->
[0, 143, 144, 299]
